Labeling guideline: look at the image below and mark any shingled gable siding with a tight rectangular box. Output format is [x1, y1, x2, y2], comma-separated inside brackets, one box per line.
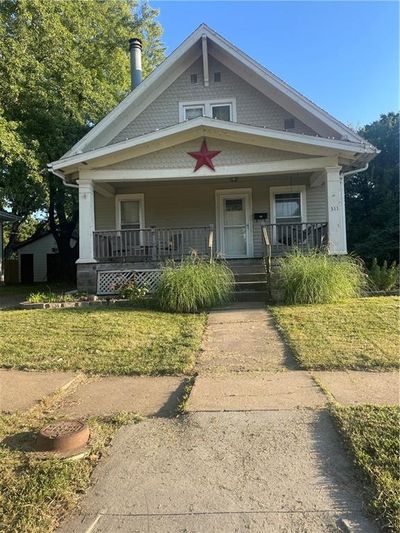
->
[94, 176, 327, 257]
[107, 56, 316, 146]
[106, 139, 308, 170]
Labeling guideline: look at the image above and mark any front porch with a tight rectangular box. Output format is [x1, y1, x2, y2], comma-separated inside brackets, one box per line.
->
[92, 222, 328, 263]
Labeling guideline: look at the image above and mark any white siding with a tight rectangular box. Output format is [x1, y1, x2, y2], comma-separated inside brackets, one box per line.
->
[108, 56, 317, 146]
[18, 234, 58, 282]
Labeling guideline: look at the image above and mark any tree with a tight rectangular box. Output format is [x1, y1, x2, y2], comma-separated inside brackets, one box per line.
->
[0, 0, 164, 278]
[345, 112, 399, 264]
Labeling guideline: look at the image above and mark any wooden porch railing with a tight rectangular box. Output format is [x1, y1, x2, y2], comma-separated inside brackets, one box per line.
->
[263, 222, 328, 255]
[94, 226, 214, 262]
[262, 226, 272, 274]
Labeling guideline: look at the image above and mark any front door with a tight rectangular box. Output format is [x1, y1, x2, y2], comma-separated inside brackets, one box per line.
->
[217, 190, 253, 258]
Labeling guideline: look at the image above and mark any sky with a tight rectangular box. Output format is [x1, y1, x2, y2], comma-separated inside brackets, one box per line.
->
[152, 1, 399, 128]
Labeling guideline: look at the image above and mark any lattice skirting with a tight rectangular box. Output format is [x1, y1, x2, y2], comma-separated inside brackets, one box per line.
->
[97, 269, 162, 295]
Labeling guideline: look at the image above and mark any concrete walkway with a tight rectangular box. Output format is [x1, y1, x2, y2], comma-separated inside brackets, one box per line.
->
[57, 304, 386, 532]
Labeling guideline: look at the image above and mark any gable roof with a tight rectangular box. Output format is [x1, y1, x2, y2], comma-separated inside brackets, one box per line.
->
[62, 24, 366, 160]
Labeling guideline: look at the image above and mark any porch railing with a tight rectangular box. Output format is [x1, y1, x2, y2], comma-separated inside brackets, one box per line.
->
[93, 226, 214, 262]
[263, 222, 328, 255]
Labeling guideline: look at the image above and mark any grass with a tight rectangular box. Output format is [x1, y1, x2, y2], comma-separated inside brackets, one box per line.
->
[331, 405, 400, 531]
[0, 308, 206, 375]
[270, 296, 399, 370]
[156, 257, 234, 313]
[0, 406, 139, 532]
[276, 250, 365, 304]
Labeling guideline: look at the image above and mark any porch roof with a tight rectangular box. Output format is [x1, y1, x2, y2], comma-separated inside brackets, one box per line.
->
[49, 117, 378, 181]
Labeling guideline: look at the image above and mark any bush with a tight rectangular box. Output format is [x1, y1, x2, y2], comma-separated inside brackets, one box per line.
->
[368, 258, 399, 291]
[114, 279, 150, 303]
[277, 250, 366, 304]
[156, 257, 234, 312]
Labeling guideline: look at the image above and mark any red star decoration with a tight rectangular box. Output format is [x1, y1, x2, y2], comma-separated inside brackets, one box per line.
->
[187, 139, 221, 172]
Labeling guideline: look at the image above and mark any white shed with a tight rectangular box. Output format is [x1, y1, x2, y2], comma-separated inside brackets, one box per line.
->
[17, 233, 77, 283]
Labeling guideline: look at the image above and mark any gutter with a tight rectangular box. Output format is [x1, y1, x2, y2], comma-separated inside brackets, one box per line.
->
[47, 165, 79, 189]
[342, 162, 369, 178]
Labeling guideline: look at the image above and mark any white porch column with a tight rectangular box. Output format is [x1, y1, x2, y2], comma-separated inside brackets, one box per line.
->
[77, 179, 96, 263]
[325, 166, 347, 255]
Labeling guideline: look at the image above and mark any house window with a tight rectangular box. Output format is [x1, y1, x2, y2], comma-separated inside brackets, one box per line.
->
[211, 104, 231, 121]
[214, 72, 221, 82]
[275, 193, 302, 223]
[183, 105, 205, 120]
[190, 73, 198, 84]
[180, 99, 236, 122]
[116, 194, 145, 230]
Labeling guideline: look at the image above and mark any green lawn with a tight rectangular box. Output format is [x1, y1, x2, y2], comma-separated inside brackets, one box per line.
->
[331, 405, 400, 532]
[0, 409, 139, 532]
[0, 308, 206, 375]
[270, 296, 399, 370]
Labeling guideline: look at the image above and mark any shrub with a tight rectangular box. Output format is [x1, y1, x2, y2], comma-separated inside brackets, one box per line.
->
[156, 257, 234, 312]
[368, 258, 399, 291]
[277, 250, 366, 304]
[114, 279, 150, 302]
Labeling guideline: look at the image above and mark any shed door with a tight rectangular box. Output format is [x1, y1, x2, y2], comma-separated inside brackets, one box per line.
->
[20, 254, 34, 283]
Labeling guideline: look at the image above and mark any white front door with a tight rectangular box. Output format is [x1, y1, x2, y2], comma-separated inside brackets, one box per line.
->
[216, 190, 253, 258]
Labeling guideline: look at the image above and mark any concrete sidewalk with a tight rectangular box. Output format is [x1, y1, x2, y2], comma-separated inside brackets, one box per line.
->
[60, 410, 377, 533]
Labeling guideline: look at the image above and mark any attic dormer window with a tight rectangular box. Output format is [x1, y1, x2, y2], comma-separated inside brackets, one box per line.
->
[179, 99, 236, 122]
[190, 74, 198, 84]
[214, 72, 221, 82]
[284, 118, 295, 130]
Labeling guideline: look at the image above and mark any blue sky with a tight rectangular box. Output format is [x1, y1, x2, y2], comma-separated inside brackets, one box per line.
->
[152, 1, 399, 128]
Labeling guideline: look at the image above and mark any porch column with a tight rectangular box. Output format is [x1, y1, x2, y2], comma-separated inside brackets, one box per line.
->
[325, 166, 347, 255]
[77, 179, 96, 263]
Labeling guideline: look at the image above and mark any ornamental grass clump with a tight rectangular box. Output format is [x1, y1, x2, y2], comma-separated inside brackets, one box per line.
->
[277, 250, 366, 304]
[156, 256, 234, 313]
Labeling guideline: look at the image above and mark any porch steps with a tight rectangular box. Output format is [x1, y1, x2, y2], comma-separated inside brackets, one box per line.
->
[227, 259, 270, 303]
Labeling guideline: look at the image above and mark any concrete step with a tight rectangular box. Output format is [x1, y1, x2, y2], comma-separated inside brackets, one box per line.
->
[234, 290, 269, 302]
[234, 281, 268, 292]
[234, 273, 267, 282]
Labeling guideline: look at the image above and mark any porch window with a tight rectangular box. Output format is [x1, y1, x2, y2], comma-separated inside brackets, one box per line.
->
[120, 201, 140, 230]
[116, 194, 145, 230]
[275, 193, 302, 223]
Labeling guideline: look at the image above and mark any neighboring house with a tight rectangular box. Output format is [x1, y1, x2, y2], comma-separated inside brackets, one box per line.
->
[16, 232, 78, 283]
[0, 210, 21, 283]
[48, 24, 378, 295]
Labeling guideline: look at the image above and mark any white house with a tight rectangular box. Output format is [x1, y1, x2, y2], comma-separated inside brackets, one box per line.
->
[48, 24, 377, 296]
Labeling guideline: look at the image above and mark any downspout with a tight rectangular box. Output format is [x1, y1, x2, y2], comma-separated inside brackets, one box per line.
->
[47, 165, 79, 189]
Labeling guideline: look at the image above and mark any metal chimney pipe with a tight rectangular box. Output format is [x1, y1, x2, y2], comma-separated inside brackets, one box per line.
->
[129, 38, 142, 90]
